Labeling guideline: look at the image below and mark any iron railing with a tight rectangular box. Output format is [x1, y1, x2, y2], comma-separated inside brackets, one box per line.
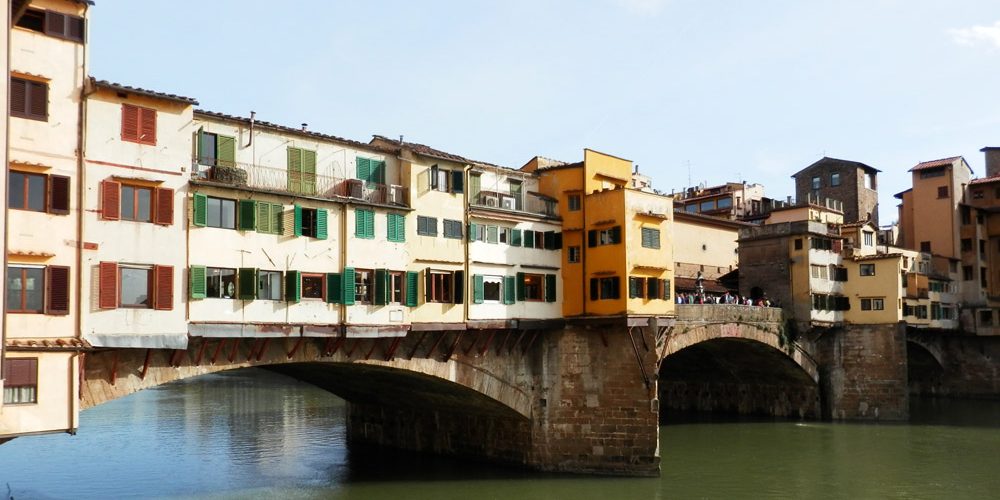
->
[469, 191, 558, 217]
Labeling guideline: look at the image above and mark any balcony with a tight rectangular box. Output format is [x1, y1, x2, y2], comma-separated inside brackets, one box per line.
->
[470, 190, 558, 218]
[192, 158, 409, 207]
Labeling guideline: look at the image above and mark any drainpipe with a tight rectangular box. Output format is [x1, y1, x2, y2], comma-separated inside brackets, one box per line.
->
[463, 164, 470, 327]
[71, 2, 91, 433]
[1, 0, 13, 386]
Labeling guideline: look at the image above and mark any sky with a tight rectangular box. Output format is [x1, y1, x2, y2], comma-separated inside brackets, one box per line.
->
[88, 0, 1000, 224]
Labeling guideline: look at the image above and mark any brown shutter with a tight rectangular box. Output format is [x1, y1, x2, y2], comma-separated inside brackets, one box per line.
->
[48, 175, 70, 214]
[99, 262, 118, 309]
[3, 358, 37, 386]
[45, 265, 70, 315]
[45, 11, 66, 37]
[67, 16, 85, 42]
[101, 180, 121, 220]
[154, 265, 173, 310]
[121, 104, 139, 142]
[27, 81, 47, 119]
[155, 187, 174, 225]
[10, 78, 27, 116]
[139, 107, 156, 145]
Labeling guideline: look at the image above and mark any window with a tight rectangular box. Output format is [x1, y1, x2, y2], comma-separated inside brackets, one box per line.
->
[302, 273, 326, 300]
[810, 265, 829, 280]
[685, 204, 697, 213]
[102, 181, 172, 224]
[860, 263, 875, 276]
[628, 277, 646, 298]
[590, 276, 621, 300]
[426, 270, 453, 303]
[429, 165, 462, 193]
[354, 208, 374, 239]
[287, 147, 317, 195]
[499, 227, 511, 244]
[7, 266, 44, 313]
[15, 8, 84, 42]
[389, 271, 405, 304]
[811, 176, 821, 189]
[206, 267, 237, 298]
[831, 172, 841, 186]
[9, 171, 70, 214]
[10, 77, 48, 121]
[863, 232, 874, 247]
[981, 267, 988, 288]
[257, 270, 282, 300]
[794, 238, 803, 250]
[443, 219, 463, 239]
[417, 216, 438, 236]
[699, 200, 715, 212]
[349, 269, 372, 303]
[717, 197, 733, 209]
[920, 168, 945, 179]
[99, 262, 172, 310]
[2, 358, 38, 404]
[255, 202, 284, 234]
[487, 225, 499, 244]
[832, 266, 848, 281]
[356, 157, 386, 185]
[120, 185, 152, 222]
[472, 275, 504, 304]
[864, 173, 875, 189]
[568, 246, 581, 263]
[963, 266, 973, 281]
[961, 206, 971, 225]
[292, 205, 328, 239]
[937, 186, 949, 199]
[961, 238, 973, 252]
[860, 298, 885, 311]
[121, 104, 156, 145]
[810, 237, 833, 250]
[641, 227, 660, 249]
[196, 131, 236, 167]
[568, 194, 581, 211]
[979, 310, 993, 326]
[588, 226, 622, 247]
[930, 302, 942, 320]
[522, 273, 543, 301]
[973, 190, 984, 200]
[920, 241, 931, 253]
[387, 213, 405, 242]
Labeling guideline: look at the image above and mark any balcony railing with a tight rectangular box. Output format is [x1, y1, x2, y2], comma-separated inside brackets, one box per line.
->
[192, 158, 409, 207]
[470, 191, 558, 218]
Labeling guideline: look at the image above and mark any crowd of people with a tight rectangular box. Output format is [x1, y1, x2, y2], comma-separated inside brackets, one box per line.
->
[675, 291, 778, 307]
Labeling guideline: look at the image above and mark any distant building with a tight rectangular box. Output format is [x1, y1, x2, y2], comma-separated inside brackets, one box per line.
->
[792, 157, 880, 225]
[673, 182, 766, 221]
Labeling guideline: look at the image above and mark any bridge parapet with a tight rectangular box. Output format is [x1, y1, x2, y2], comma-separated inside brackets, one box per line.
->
[675, 304, 783, 324]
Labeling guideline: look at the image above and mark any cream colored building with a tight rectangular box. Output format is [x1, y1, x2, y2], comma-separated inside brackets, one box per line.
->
[673, 211, 744, 293]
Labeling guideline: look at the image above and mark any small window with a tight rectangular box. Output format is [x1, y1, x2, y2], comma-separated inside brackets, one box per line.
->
[937, 186, 949, 199]
[121, 185, 153, 222]
[427, 270, 453, 303]
[443, 219, 463, 239]
[354, 208, 374, 239]
[15, 8, 85, 42]
[831, 172, 841, 186]
[979, 310, 994, 326]
[206, 267, 237, 298]
[119, 266, 152, 308]
[483, 275, 503, 303]
[121, 104, 157, 145]
[860, 298, 885, 311]
[6, 266, 45, 313]
[961, 238, 973, 252]
[10, 77, 48, 121]
[973, 190, 984, 199]
[302, 273, 326, 300]
[863, 232, 874, 247]
[568, 246, 581, 263]
[2, 358, 38, 404]
[523, 273, 543, 301]
[568, 194, 582, 211]
[641, 227, 660, 249]
[197, 131, 236, 167]
[963, 266, 974, 281]
[811, 176, 821, 190]
[257, 270, 283, 300]
[429, 165, 455, 193]
[920, 241, 931, 253]
[588, 226, 622, 247]
[859, 263, 876, 276]
[206, 197, 237, 229]
[699, 200, 715, 212]
[794, 238, 803, 250]
[389, 271, 405, 304]
[417, 215, 438, 236]
[387, 213, 405, 242]
[716, 197, 733, 209]
[8, 171, 47, 212]
[591, 276, 620, 300]
[353, 269, 374, 303]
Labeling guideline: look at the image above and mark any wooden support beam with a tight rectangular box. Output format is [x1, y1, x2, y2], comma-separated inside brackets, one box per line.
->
[194, 339, 208, 365]
[443, 331, 463, 362]
[228, 339, 240, 363]
[256, 339, 270, 361]
[508, 330, 527, 355]
[140, 349, 153, 380]
[169, 349, 185, 368]
[384, 337, 402, 361]
[462, 334, 478, 356]
[364, 339, 378, 360]
[286, 337, 305, 359]
[327, 337, 346, 357]
[322, 337, 336, 356]
[627, 328, 652, 390]
[108, 351, 119, 385]
[521, 330, 540, 355]
[600, 330, 609, 348]
[478, 330, 497, 357]
[498, 331, 512, 354]
[344, 339, 359, 358]
[426, 331, 447, 358]
[246, 339, 260, 362]
[406, 331, 429, 359]
[211, 339, 227, 365]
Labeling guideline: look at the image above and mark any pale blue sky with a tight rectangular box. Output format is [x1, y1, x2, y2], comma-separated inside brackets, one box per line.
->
[89, 1, 1000, 223]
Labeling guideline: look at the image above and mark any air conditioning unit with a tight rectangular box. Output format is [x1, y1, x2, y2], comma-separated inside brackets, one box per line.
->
[484, 194, 499, 207]
[346, 179, 364, 199]
[501, 197, 516, 210]
[389, 185, 404, 205]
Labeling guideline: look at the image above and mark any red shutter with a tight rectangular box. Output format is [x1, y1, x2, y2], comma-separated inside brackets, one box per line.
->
[102, 180, 121, 220]
[10, 78, 27, 116]
[121, 104, 139, 142]
[154, 187, 174, 225]
[99, 262, 118, 309]
[45, 265, 70, 315]
[139, 107, 156, 145]
[154, 265, 173, 310]
[3, 358, 38, 386]
[48, 175, 70, 214]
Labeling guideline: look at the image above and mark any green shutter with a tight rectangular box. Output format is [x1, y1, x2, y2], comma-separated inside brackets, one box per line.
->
[387, 214, 405, 242]
[256, 201, 271, 233]
[545, 274, 557, 302]
[217, 135, 236, 167]
[469, 223, 478, 241]
[511, 229, 522, 246]
[287, 147, 301, 192]
[524, 231, 534, 248]
[473, 274, 484, 304]
[356, 209, 374, 239]
[469, 174, 481, 200]
[285, 270, 301, 302]
[356, 157, 371, 183]
[326, 273, 342, 303]
[302, 150, 317, 195]
[487, 225, 498, 244]
[238, 199, 257, 230]
[238, 268, 257, 300]
[372, 160, 385, 185]
[342, 267, 356, 305]
[315, 209, 328, 240]
[375, 269, 388, 305]
[272, 203, 283, 234]
[192, 193, 207, 227]
[293, 205, 303, 237]
[503, 276, 516, 304]
[196, 130, 206, 163]
[405, 271, 419, 307]
[453, 270, 464, 304]
[189, 265, 207, 299]
[516, 272, 526, 301]
[365, 210, 375, 238]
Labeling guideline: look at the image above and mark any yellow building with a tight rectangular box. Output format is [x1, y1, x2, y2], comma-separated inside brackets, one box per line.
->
[534, 149, 674, 317]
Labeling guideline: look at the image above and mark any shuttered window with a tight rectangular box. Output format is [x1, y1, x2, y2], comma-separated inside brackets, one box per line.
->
[121, 104, 157, 145]
[45, 265, 70, 315]
[588, 226, 622, 247]
[16, 8, 85, 42]
[293, 205, 327, 238]
[511, 229, 522, 247]
[10, 77, 48, 121]
[285, 270, 301, 303]
[6, 266, 44, 313]
[326, 272, 342, 304]
[545, 274, 557, 302]
[641, 227, 661, 249]
[154, 265, 174, 310]
[355, 208, 375, 238]
[238, 268, 257, 300]
[197, 132, 236, 167]
[357, 157, 386, 185]
[189, 265, 207, 300]
[417, 216, 437, 236]
[2, 358, 38, 404]
[287, 147, 317, 195]
[9, 171, 70, 214]
[442, 219, 463, 239]
[255, 202, 283, 234]
[405, 271, 419, 306]
[238, 200, 257, 230]
[387, 213, 405, 242]
[486, 225, 499, 244]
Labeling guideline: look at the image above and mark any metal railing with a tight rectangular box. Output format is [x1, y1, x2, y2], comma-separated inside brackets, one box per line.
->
[469, 191, 558, 217]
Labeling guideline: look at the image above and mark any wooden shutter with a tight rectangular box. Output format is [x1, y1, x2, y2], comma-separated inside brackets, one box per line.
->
[98, 262, 118, 309]
[468, 223, 478, 241]
[3, 358, 38, 390]
[238, 199, 257, 230]
[121, 104, 140, 142]
[238, 268, 257, 300]
[545, 274, 557, 302]
[453, 270, 464, 304]
[315, 208, 328, 240]
[611, 277, 621, 299]
[473, 274, 484, 304]
[256, 201, 271, 233]
[424, 267, 432, 302]
[374, 269, 388, 305]
[326, 273, 342, 304]
[355, 208, 366, 238]
[153, 187, 174, 225]
[554, 232, 562, 249]
[45, 11, 67, 36]
[503, 276, 516, 304]
[590, 278, 599, 301]
[405, 271, 419, 307]
[365, 209, 375, 238]
[217, 135, 236, 167]
[524, 231, 534, 248]
[139, 107, 156, 145]
[487, 225, 498, 244]
[356, 157, 371, 183]
[429, 165, 439, 190]
[45, 265, 70, 315]
[516, 272, 526, 301]
[285, 270, 301, 303]
[588, 230, 597, 247]
[342, 267, 356, 305]
[371, 160, 385, 185]
[189, 265, 207, 300]
[192, 193, 207, 226]
[101, 180, 121, 220]
[544, 231, 555, 249]
[48, 174, 70, 214]
[628, 277, 640, 299]
[646, 277, 658, 299]
[154, 265, 174, 310]
[511, 229, 522, 247]
[27, 81, 47, 120]
[67, 15, 84, 42]
[287, 147, 302, 192]
[451, 170, 464, 193]
[302, 150, 317, 194]
[10, 78, 27, 116]
[293, 205, 303, 237]
[611, 226, 622, 244]
[661, 279, 670, 300]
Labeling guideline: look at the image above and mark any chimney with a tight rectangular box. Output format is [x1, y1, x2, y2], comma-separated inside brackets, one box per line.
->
[301, 123, 308, 132]
[982, 147, 1000, 178]
[399, 135, 404, 144]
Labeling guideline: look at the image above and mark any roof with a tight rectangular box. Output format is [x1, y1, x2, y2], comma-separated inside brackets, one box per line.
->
[90, 78, 199, 105]
[195, 110, 398, 155]
[674, 210, 754, 229]
[791, 156, 881, 178]
[852, 252, 905, 262]
[372, 135, 476, 165]
[980, 147, 1000, 152]
[969, 175, 1000, 185]
[536, 161, 583, 172]
[674, 277, 733, 294]
[893, 187, 913, 199]
[909, 156, 966, 172]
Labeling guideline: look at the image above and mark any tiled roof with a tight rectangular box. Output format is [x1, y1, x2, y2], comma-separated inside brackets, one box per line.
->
[195, 110, 398, 155]
[909, 156, 963, 172]
[6, 337, 91, 350]
[969, 175, 1000, 185]
[372, 135, 473, 164]
[792, 156, 881, 178]
[537, 160, 583, 171]
[91, 78, 199, 105]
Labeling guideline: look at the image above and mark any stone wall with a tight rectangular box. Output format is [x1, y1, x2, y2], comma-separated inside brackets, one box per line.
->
[908, 332, 1000, 398]
[815, 323, 909, 420]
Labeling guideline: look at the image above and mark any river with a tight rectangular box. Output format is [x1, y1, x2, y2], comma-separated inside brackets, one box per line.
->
[0, 368, 997, 499]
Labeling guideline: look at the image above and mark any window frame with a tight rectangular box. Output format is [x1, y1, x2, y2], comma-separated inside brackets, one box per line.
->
[10, 76, 49, 121]
[442, 219, 463, 239]
[120, 184, 154, 222]
[353, 269, 374, 304]
[118, 265, 154, 309]
[8, 171, 47, 212]
[301, 273, 326, 301]
[121, 103, 157, 146]
[257, 270, 283, 301]
[389, 271, 405, 304]
[568, 194, 582, 211]
[206, 267, 237, 299]
[427, 270, 453, 303]
[206, 196, 237, 229]
[522, 273, 544, 302]
[417, 215, 438, 236]
[6, 265, 45, 313]
[830, 172, 841, 187]
[640, 227, 661, 249]
[482, 275, 503, 303]
[568, 246, 581, 263]
[2, 358, 38, 405]
[859, 263, 876, 276]
[15, 8, 85, 43]
[860, 297, 885, 311]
